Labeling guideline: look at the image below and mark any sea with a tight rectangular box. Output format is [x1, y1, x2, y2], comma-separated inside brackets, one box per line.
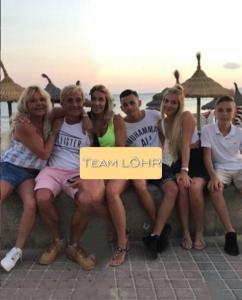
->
[0, 93, 214, 134]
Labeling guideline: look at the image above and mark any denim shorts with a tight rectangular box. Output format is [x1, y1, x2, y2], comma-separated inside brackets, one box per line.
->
[148, 163, 175, 187]
[0, 161, 39, 189]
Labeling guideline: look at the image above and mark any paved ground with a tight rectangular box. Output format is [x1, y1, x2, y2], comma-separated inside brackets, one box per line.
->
[0, 237, 242, 300]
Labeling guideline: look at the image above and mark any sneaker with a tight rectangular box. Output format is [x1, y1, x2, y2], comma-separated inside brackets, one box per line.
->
[142, 235, 159, 259]
[66, 244, 96, 271]
[224, 232, 240, 256]
[157, 224, 172, 252]
[39, 239, 64, 265]
[1, 247, 22, 272]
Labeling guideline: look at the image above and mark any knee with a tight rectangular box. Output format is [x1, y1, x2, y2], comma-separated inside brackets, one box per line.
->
[132, 180, 147, 192]
[36, 190, 52, 208]
[76, 191, 92, 208]
[106, 185, 120, 201]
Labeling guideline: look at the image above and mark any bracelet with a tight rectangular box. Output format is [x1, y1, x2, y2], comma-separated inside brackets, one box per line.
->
[181, 167, 189, 172]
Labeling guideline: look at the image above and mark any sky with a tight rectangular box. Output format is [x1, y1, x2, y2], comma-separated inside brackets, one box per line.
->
[1, 0, 242, 93]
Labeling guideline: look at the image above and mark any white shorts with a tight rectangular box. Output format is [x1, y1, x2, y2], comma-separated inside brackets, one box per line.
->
[216, 169, 242, 190]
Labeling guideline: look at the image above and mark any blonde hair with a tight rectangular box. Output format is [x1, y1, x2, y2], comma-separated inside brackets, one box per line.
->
[11, 86, 52, 140]
[89, 84, 114, 124]
[60, 85, 84, 103]
[160, 84, 185, 160]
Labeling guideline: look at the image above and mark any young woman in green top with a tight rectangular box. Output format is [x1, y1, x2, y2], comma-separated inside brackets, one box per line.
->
[88, 85, 156, 267]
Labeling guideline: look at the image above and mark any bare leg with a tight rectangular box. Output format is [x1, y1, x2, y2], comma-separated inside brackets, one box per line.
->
[15, 179, 37, 249]
[70, 191, 93, 245]
[189, 178, 206, 249]
[152, 180, 177, 235]
[177, 181, 192, 249]
[36, 188, 61, 240]
[106, 179, 129, 266]
[0, 180, 14, 204]
[70, 179, 106, 244]
[106, 180, 128, 249]
[209, 188, 235, 232]
[132, 179, 156, 221]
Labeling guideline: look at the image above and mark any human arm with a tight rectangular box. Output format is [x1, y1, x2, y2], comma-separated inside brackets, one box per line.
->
[203, 147, 222, 192]
[177, 111, 195, 187]
[113, 114, 127, 147]
[13, 118, 63, 160]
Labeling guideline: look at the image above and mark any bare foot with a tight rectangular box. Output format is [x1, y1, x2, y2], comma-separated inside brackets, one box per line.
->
[181, 235, 193, 250]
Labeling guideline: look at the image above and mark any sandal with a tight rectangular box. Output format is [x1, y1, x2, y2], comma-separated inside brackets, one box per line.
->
[109, 246, 128, 267]
[181, 236, 193, 250]
[194, 238, 206, 251]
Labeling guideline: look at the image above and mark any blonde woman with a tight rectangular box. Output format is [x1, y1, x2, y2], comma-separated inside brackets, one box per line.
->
[0, 86, 61, 272]
[160, 85, 208, 250]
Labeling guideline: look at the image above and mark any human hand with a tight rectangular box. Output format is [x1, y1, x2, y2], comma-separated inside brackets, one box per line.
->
[207, 176, 222, 192]
[176, 171, 192, 188]
[15, 114, 31, 125]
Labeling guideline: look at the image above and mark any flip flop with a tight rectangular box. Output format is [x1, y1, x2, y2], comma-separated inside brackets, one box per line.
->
[194, 239, 206, 250]
[180, 237, 193, 250]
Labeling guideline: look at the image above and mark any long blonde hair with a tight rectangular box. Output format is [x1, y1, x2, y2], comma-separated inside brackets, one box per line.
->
[160, 84, 185, 161]
[11, 86, 52, 140]
[89, 84, 114, 125]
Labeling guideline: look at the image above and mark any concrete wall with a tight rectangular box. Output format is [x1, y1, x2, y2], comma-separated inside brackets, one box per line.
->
[1, 185, 241, 250]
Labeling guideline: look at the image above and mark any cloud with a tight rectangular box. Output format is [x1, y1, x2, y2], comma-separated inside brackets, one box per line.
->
[223, 62, 241, 69]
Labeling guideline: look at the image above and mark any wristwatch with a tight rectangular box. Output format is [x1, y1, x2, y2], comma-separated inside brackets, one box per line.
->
[181, 167, 189, 172]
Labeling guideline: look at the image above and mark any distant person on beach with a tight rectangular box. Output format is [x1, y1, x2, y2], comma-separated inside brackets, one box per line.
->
[159, 85, 208, 251]
[0, 86, 62, 272]
[34, 85, 107, 270]
[201, 95, 242, 256]
[118, 89, 177, 260]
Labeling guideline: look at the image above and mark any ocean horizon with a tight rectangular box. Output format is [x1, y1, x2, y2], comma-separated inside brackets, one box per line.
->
[1, 93, 215, 133]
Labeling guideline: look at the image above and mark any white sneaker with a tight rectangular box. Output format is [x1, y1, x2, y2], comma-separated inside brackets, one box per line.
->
[0, 247, 22, 272]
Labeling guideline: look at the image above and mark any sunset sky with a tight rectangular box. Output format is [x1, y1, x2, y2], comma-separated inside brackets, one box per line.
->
[2, 0, 242, 93]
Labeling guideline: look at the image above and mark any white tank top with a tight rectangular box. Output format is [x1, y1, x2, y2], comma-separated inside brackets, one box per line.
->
[48, 119, 91, 169]
[160, 119, 199, 165]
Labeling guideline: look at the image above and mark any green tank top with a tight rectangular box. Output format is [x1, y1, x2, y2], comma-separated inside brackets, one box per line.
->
[97, 120, 115, 147]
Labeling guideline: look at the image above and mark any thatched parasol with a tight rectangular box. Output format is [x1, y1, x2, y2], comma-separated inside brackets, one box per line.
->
[146, 70, 180, 110]
[42, 73, 61, 105]
[0, 60, 25, 119]
[202, 82, 242, 110]
[182, 53, 234, 130]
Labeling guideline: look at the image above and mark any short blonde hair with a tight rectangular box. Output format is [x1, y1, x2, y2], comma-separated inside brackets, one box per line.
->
[161, 84, 185, 160]
[60, 85, 84, 103]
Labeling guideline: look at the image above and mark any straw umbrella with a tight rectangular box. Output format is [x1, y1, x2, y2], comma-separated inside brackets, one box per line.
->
[182, 53, 234, 130]
[202, 82, 242, 110]
[0, 60, 24, 120]
[146, 70, 180, 110]
[41, 73, 61, 105]
[76, 80, 91, 107]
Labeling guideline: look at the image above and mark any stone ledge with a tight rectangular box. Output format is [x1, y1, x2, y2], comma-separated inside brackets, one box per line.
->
[0, 185, 241, 249]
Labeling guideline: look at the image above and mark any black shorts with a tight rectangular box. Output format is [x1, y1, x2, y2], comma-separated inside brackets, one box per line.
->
[148, 163, 175, 187]
[171, 147, 209, 180]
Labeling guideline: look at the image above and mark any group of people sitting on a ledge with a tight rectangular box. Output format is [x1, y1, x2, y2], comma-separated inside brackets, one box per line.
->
[0, 83, 242, 272]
